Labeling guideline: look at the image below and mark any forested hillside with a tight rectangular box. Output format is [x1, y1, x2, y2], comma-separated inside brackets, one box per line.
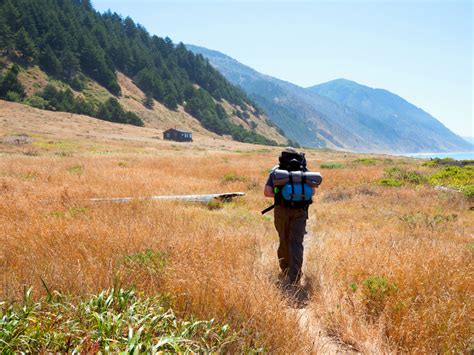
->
[0, 0, 281, 145]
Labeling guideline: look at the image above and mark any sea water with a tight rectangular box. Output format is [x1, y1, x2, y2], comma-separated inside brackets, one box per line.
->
[404, 152, 474, 160]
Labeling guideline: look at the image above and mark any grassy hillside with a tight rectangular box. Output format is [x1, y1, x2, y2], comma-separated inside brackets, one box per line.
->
[0, 106, 472, 352]
[0, 0, 286, 146]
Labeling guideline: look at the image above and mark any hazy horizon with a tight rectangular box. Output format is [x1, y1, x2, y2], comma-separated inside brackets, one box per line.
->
[92, 0, 473, 137]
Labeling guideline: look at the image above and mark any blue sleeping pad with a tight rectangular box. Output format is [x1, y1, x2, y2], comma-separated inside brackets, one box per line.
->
[281, 183, 312, 202]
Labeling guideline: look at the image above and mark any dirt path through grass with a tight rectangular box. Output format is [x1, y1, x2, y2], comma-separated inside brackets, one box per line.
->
[296, 216, 358, 354]
[260, 212, 356, 353]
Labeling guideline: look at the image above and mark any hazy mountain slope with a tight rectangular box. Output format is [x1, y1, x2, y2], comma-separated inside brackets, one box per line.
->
[462, 137, 474, 145]
[186, 44, 365, 149]
[187, 44, 470, 153]
[308, 79, 472, 152]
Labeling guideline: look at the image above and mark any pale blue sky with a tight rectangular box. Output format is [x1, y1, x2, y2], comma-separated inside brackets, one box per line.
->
[92, 0, 473, 136]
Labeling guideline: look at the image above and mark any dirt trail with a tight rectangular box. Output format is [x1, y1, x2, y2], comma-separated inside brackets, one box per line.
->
[294, 217, 357, 354]
[263, 215, 357, 354]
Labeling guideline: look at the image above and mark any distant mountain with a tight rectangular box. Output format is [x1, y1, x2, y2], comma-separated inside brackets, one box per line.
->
[187, 44, 471, 153]
[462, 136, 474, 146]
[308, 79, 472, 152]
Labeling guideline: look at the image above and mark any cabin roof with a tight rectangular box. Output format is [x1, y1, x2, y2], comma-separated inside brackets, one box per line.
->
[164, 128, 192, 134]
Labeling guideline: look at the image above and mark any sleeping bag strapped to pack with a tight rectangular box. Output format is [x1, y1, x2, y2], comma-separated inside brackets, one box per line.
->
[273, 151, 322, 208]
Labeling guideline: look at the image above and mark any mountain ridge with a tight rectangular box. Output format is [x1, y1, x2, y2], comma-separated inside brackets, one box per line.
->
[308, 79, 471, 152]
[187, 44, 471, 153]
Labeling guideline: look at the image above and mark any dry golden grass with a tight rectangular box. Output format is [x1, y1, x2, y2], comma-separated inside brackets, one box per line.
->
[0, 124, 472, 352]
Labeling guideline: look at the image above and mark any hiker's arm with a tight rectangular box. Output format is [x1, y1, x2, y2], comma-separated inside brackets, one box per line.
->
[264, 185, 274, 198]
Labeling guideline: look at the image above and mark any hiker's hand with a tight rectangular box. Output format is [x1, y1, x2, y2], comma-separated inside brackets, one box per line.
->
[264, 185, 274, 197]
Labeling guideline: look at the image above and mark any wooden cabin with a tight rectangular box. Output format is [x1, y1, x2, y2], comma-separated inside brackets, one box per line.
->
[163, 128, 193, 142]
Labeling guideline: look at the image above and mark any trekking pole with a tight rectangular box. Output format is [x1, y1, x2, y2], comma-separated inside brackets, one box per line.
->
[261, 204, 275, 214]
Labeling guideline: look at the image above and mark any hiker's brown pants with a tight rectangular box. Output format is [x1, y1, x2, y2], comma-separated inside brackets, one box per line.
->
[274, 205, 308, 283]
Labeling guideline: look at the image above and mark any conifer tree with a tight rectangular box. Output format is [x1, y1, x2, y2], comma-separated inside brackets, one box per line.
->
[15, 27, 37, 61]
[144, 92, 154, 109]
[39, 45, 62, 77]
[0, 23, 14, 55]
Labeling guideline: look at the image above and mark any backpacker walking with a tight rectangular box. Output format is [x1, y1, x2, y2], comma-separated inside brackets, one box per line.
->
[262, 147, 322, 286]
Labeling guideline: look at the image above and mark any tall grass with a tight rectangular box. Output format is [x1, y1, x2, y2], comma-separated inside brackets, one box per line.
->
[0, 148, 472, 352]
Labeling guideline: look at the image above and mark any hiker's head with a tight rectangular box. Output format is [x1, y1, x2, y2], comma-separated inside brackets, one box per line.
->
[282, 146, 298, 155]
[279, 147, 306, 171]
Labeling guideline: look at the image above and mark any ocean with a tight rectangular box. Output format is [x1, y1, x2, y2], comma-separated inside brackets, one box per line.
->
[404, 152, 474, 160]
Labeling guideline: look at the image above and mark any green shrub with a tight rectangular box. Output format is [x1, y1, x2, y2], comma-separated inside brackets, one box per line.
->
[461, 185, 474, 198]
[5, 91, 23, 102]
[428, 166, 474, 190]
[121, 249, 168, 272]
[378, 178, 402, 187]
[362, 276, 397, 317]
[422, 160, 438, 167]
[353, 158, 377, 165]
[384, 167, 426, 185]
[26, 95, 49, 109]
[222, 172, 247, 183]
[422, 158, 473, 168]
[320, 162, 345, 169]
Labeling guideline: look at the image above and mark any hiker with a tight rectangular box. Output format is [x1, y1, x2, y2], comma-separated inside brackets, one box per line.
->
[263, 147, 322, 286]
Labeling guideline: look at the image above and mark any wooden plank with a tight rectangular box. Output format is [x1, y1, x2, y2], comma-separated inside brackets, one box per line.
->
[90, 192, 245, 204]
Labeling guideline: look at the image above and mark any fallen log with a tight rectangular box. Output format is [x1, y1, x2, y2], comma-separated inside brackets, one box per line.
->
[90, 192, 245, 204]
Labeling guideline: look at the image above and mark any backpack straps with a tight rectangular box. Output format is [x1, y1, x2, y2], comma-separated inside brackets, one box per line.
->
[289, 173, 294, 203]
[301, 173, 305, 200]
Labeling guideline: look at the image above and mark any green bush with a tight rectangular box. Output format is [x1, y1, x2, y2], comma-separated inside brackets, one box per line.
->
[222, 172, 248, 183]
[362, 276, 397, 317]
[428, 166, 474, 190]
[378, 178, 403, 187]
[461, 185, 474, 198]
[384, 167, 426, 185]
[353, 158, 377, 165]
[5, 90, 23, 102]
[320, 162, 345, 169]
[26, 95, 49, 109]
[422, 158, 473, 168]
[121, 249, 168, 272]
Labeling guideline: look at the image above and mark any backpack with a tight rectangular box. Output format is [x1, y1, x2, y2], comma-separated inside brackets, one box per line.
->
[275, 152, 313, 208]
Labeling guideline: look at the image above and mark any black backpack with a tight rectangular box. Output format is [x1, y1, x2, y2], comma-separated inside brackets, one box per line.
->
[278, 151, 307, 172]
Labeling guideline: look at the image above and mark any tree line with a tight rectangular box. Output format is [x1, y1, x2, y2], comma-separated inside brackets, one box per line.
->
[0, 0, 278, 144]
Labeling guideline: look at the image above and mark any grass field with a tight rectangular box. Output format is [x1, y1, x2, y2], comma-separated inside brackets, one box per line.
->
[0, 110, 472, 352]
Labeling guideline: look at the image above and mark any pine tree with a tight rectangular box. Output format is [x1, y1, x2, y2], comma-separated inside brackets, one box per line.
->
[61, 50, 81, 80]
[144, 92, 154, 109]
[15, 27, 37, 61]
[163, 81, 179, 110]
[0, 23, 14, 55]
[1, 0, 20, 32]
[39, 45, 62, 77]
